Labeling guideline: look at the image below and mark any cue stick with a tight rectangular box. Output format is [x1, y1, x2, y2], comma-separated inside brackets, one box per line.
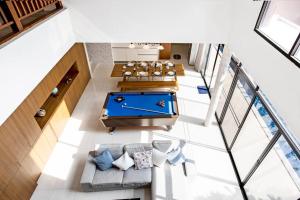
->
[121, 104, 170, 115]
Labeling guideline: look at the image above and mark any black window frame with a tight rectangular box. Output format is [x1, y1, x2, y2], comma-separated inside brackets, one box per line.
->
[254, 1, 300, 68]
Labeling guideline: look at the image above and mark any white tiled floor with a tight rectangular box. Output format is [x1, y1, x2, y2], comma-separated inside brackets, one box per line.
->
[31, 44, 243, 200]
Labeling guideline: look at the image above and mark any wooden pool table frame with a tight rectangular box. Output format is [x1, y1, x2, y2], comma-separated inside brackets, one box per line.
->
[100, 92, 179, 132]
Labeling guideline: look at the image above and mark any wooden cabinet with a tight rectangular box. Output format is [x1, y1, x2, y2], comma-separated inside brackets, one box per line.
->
[0, 43, 90, 200]
[0, 116, 31, 164]
[159, 43, 172, 59]
[43, 124, 57, 149]
[0, 154, 19, 191]
[3, 165, 37, 200]
[32, 131, 53, 165]
[49, 101, 70, 139]
[64, 78, 81, 114]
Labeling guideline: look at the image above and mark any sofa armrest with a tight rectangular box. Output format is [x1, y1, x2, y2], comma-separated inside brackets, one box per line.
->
[80, 153, 96, 192]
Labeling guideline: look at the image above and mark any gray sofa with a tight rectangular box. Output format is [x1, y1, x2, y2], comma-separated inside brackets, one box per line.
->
[80, 143, 153, 191]
[80, 140, 193, 199]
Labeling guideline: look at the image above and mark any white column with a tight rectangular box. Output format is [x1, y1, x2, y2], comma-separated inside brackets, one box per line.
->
[204, 46, 232, 127]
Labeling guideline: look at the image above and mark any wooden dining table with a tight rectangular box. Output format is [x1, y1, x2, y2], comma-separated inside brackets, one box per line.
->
[111, 63, 185, 78]
[110, 63, 185, 91]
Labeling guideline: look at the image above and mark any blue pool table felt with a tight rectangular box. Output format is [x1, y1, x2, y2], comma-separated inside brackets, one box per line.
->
[105, 93, 176, 117]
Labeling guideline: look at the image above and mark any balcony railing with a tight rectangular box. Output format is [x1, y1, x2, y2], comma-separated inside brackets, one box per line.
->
[0, 0, 63, 44]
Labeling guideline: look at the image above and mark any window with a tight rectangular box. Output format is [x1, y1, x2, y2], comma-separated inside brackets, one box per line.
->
[214, 55, 300, 199]
[296, 46, 300, 61]
[255, 1, 300, 67]
[201, 44, 223, 92]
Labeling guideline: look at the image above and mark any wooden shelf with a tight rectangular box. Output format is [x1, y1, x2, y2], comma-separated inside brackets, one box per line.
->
[34, 68, 79, 130]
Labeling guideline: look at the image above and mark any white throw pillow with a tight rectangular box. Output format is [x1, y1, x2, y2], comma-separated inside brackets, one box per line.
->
[112, 151, 134, 170]
[152, 148, 167, 167]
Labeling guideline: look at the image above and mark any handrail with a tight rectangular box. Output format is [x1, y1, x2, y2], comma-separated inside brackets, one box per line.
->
[0, 0, 63, 44]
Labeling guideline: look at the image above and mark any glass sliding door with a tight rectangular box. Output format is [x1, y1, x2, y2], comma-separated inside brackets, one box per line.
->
[215, 57, 239, 121]
[244, 135, 300, 200]
[212, 53, 300, 199]
[202, 44, 223, 93]
[231, 96, 278, 179]
[209, 44, 223, 90]
[203, 44, 218, 87]
[221, 71, 256, 146]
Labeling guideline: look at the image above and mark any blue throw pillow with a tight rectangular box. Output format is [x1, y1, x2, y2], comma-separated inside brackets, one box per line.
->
[93, 149, 114, 171]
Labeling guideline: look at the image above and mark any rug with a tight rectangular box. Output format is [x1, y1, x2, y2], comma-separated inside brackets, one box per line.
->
[197, 86, 208, 94]
[117, 199, 140, 200]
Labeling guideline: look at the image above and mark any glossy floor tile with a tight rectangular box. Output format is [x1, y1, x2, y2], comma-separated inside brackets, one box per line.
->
[31, 44, 243, 200]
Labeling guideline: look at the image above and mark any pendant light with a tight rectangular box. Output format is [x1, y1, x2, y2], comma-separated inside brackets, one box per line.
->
[157, 44, 164, 50]
[128, 43, 135, 49]
[143, 43, 150, 49]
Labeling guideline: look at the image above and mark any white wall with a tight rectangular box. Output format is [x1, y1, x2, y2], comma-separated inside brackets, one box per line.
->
[189, 43, 199, 66]
[0, 9, 75, 126]
[63, 0, 232, 43]
[228, 0, 300, 139]
[111, 43, 160, 61]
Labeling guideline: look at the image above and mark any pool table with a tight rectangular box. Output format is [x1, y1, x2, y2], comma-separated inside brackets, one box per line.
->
[100, 92, 179, 132]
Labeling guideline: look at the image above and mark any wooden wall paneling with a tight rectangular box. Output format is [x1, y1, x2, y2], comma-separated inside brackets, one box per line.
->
[19, 149, 44, 183]
[0, 43, 91, 200]
[0, 116, 31, 163]
[74, 44, 91, 95]
[12, 107, 41, 146]
[64, 78, 81, 114]
[49, 100, 70, 139]
[32, 131, 53, 165]
[0, 152, 19, 192]
[42, 124, 57, 149]
[3, 165, 36, 200]
[53, 51, 74, 81]
[0, 190, 11, 200]
[63, 43, 90, 115]
[29, 84, 50, 110]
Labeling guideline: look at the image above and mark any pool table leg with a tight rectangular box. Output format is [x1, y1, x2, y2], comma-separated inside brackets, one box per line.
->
[109, 127, 116, 134]
[166, 125, 173, 131]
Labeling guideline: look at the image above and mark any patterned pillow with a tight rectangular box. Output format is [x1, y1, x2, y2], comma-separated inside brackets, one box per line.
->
[133, 150, 153, 170]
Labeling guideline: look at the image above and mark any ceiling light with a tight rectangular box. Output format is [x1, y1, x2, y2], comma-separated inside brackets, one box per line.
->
[157, 44, 164, 50]
[129, 43, 135, 48]
[143, 43, 150, 49]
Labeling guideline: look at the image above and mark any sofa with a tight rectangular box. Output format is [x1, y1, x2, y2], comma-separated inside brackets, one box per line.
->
[80, 140, 194, 199]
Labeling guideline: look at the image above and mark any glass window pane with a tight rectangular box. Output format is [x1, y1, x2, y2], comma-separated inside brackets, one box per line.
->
[204, 45, 218, 86]
[295, 46, 300, 61]
[259, 1, 300, 51]
[221, 74, 255, 145]
[232, 97, 278, 179]
[245, 136, 300, 200]
[209, 50, 222, 90]
[221, 107, 239, 144]
[215, 59, 236, 118]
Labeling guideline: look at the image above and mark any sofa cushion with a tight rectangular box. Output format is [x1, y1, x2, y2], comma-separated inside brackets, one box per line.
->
[93, 150, 114, 171]
[92, 168, 124, 189]
[152, 148, 167, 167]
[152, 140, 173, 153]
[80, 153, 97, 192]
[122, 167, 151, 188]
[112, 151, 134, 170]
[124, 143, 152, 158]
[95, 144, 123, 160]
[133, 150, 153, 170]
